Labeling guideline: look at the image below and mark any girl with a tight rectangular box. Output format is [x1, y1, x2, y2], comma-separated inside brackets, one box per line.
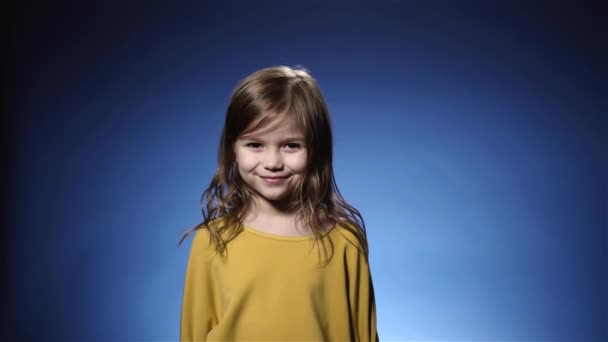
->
[179, 65, 379, 341]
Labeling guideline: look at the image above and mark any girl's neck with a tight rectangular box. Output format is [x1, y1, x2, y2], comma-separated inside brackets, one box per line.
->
[245, 201, 298, 224]
[241, 196, 310, 235]
[242, 197, 333, 236]
[249, 195, 298, 218]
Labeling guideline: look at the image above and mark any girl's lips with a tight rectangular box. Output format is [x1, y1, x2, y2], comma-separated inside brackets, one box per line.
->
[260, 176, 289, 184]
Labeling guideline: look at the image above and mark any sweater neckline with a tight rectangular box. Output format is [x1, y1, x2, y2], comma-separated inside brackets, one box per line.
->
[241, 223, 334, 241]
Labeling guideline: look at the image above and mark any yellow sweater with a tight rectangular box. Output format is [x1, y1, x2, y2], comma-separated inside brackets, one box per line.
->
[180, 220, 379, 342]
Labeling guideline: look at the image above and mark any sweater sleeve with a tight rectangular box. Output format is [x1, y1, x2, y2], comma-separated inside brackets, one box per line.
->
[180, 229, 218, 342]
[347, 246, 380, 342]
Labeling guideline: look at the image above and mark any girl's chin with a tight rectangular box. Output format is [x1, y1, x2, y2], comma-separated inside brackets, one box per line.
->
[254, 189, 292, 203]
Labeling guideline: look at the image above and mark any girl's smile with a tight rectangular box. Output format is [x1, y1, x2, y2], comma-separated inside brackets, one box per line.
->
[260, 175, 290, 185]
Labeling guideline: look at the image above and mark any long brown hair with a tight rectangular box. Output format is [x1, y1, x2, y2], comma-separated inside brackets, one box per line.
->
[178, 65, 369, 265]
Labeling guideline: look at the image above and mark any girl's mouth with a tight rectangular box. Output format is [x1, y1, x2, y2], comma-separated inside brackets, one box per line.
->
[260, 176, 289, 185]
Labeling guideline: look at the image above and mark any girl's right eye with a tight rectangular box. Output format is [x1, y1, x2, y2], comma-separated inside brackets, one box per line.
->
[246, 143, 262, 149]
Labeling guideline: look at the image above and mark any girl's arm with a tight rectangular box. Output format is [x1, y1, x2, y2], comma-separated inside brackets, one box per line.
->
[180, 229, 218, 342]
[347, 246, 380, 342]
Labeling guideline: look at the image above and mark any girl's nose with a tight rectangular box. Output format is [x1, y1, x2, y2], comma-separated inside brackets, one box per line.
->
[263, 150, 283, 170]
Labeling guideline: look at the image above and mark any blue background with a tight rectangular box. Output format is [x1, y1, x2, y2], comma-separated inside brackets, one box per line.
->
[9, 1, 606, 341]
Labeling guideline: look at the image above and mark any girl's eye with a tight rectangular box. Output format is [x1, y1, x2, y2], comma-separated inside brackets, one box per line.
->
[245, 143, 301, 149]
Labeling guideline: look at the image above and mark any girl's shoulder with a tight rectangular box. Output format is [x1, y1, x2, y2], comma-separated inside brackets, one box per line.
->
[190, 226, 212, 250]
[189, 218, 224, 254]
[331, 222, 367, 254]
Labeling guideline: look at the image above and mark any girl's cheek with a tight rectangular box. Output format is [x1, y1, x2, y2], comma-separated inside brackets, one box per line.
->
[288, 154, 307, 171]
[239, 155, 259, 169]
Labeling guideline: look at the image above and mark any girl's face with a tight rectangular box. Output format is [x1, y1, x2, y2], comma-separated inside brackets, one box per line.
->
[234, 118, 307, 207]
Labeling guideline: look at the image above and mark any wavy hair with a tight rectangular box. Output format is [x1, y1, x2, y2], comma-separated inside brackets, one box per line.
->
[178, 65, 368, 265]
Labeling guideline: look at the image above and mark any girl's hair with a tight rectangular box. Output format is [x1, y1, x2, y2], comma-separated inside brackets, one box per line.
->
[178, 65, 368, 265]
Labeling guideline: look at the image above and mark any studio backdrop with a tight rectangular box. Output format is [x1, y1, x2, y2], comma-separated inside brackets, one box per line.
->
[9, 1, 606, 341]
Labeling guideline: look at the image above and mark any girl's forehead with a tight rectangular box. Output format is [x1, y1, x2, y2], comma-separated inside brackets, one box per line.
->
[240, 117, 304, 139]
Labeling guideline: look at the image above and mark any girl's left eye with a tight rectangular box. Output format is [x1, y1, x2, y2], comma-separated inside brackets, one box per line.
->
[245, 143, 301, 149]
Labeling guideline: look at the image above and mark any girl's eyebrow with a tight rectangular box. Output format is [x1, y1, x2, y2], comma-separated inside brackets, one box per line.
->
[241, 136, 305, 143]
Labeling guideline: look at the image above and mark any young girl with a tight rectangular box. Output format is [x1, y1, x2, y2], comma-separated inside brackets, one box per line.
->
[179, 65, 379, 341]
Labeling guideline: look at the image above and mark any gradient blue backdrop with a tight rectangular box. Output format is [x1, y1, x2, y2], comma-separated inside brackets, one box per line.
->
[10, 1, 606, 341]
